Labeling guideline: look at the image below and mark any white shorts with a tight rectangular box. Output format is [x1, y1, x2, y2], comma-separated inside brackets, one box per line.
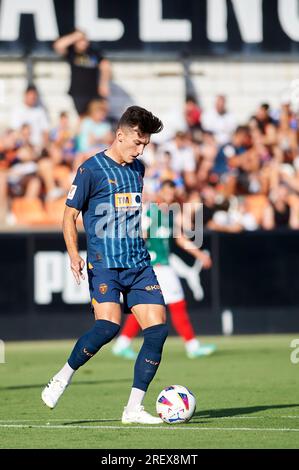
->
[153, 264, 184, 305]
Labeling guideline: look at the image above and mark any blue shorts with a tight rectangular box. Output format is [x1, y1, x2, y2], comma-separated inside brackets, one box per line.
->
[87, 264, 165, 313]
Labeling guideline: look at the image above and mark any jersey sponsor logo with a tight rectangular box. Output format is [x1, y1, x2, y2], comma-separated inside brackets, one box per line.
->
[115, 193, 142, 208]
[145, 284, 161, 291]
[99, 283, 108, 294]
[67, 184, 77, 200]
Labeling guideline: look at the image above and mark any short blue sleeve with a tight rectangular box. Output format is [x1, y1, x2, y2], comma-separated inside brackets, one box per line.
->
[66, 165, 93, 211]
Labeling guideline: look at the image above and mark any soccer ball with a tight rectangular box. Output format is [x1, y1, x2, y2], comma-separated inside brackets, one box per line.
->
[156, 385, 196, 424]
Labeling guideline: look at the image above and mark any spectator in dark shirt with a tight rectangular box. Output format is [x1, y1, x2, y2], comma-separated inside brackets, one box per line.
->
[212, 125, 251, 177]
[53, 30, 111, 116]
[262, 183, 299, 230]
[201, 184, 229, 226]
[250, 103, 278, 147]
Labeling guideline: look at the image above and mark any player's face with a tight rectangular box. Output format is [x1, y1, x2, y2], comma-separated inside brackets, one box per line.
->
[117, 126, 150, 164]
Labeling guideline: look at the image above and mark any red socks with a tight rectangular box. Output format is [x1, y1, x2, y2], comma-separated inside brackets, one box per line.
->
[121, 300, 195, 343]
[168, 300, 195, 342]
[121, 314, 140, 338]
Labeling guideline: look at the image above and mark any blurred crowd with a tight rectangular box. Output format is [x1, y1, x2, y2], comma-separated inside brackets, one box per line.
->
[0, 30, 299, 231]
[142, 95, 299, 232]
[1, 86, 299, 231]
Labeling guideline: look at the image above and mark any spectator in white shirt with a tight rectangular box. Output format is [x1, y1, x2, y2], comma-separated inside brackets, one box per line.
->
[11, 85, 49, 148]
[202, 95, 236, 146]
[160, 131, 196, 188]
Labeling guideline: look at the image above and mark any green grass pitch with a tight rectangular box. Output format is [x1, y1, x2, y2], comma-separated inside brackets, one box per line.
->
[0, 335, 298, 449]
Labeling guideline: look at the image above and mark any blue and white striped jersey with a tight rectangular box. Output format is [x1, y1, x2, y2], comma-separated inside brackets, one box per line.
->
[66, 151, 151, 269]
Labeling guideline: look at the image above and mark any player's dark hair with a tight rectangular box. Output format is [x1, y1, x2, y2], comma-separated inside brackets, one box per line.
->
[118, 106, 163, 135]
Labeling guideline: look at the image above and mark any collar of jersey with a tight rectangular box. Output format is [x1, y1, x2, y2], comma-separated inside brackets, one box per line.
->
[102, 151, 129, 168]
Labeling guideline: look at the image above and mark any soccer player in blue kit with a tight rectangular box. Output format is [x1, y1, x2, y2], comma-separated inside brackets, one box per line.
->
[41, 106, 168, 424]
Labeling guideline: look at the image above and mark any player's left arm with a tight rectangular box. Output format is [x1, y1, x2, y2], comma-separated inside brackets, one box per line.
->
[98, 59, 112, 98]
[141, 201, 151, 240]
[174, 211, 212, 269]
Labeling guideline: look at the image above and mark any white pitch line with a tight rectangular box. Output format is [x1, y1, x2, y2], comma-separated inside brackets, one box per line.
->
[210, 416, 299, 420]
[0, 416, 299, 423]
[0, 424, 299, 432]
[0, 418, 119, 422]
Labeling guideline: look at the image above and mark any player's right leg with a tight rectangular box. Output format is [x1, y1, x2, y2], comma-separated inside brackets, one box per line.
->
[42, 301, 121, 409]
[42, 266, 122, 409]
[42, 265, 121, 408]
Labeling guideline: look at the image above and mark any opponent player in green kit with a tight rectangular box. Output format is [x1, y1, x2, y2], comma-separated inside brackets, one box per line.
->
[112, 180, 217, 359]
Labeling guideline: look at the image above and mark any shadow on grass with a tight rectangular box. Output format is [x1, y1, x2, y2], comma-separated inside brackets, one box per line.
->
[192, 403, 299, 420]
[0, 378, 131, 391]
[62, 419, 121, 425]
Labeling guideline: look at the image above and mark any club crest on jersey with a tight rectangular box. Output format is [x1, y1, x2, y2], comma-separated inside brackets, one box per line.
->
[99, 283, 108, 294]
[108, 178, 118, 185]
[115, 193, 142, 208]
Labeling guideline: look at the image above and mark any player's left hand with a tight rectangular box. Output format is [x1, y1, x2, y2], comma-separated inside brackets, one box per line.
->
[198, 252, 212, 269]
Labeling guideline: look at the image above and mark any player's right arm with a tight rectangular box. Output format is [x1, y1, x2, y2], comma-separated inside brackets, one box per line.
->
[64, 164, 93, 284]
[53, 30, 85, 56]
[63, 206, 85, 285]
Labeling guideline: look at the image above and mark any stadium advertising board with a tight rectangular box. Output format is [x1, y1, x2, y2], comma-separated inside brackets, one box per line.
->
[0, 231, 299, 339]
[0, 0, 298, 56]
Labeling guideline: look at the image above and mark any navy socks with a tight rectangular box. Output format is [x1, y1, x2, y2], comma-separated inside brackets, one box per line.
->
[133, 323, 168, 392]
[68, 319, 120, 370]
[67, 320, 168, 394]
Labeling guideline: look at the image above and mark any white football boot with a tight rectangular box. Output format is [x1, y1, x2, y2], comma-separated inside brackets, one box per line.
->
[41, 378, 69, 409]
[122, 405, 163, 424]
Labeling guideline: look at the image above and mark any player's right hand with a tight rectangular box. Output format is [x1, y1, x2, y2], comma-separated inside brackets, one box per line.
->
[70, 255, 85, 285]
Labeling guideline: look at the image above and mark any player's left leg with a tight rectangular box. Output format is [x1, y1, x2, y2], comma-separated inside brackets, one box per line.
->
[122, 303, 168, 424]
